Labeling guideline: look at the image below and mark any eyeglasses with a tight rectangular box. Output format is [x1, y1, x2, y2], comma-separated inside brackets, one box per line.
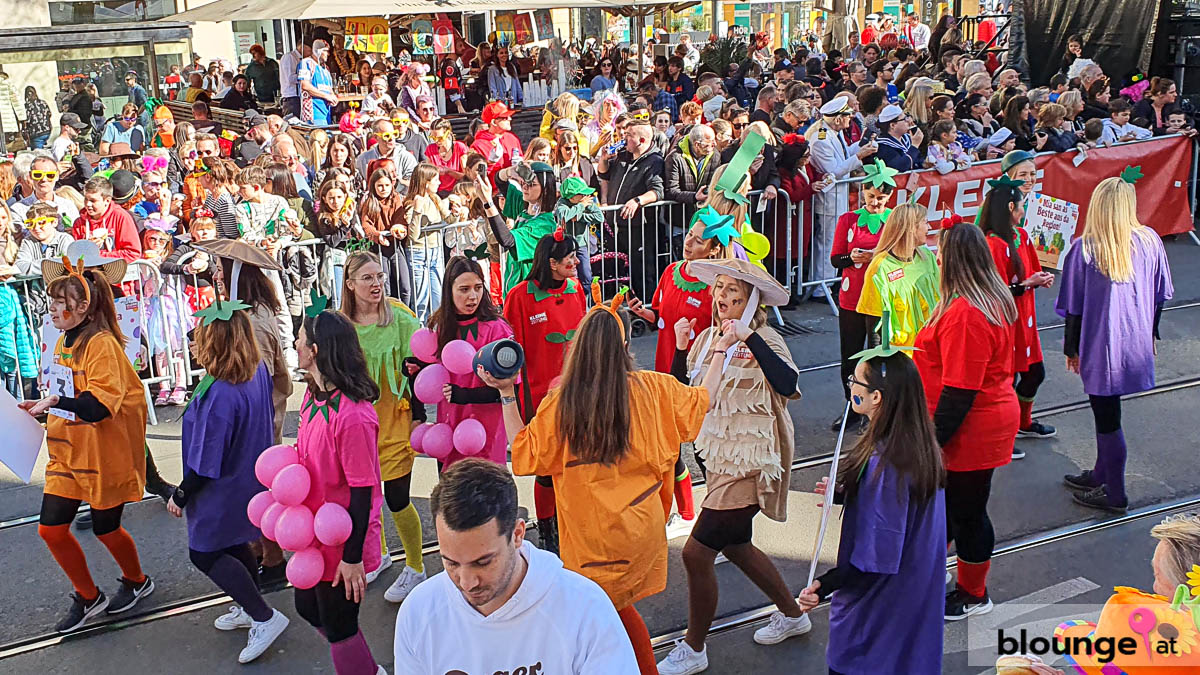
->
[846, 374, 874, 390]
[377, 131, 398, 140]
[354, 273, 387, 285]
[31, 170, 58, 181]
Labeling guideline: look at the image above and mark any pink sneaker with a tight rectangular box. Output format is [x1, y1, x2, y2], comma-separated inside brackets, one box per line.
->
[154, 388, 171, 406]
[167, 387, 188, 406]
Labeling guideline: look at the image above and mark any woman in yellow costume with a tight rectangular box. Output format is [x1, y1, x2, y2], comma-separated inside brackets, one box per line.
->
[480, 281, 723, 675]
[856, 202, 941, 349]
[23, 241, 154, 633]
[339, 251, 426, 603]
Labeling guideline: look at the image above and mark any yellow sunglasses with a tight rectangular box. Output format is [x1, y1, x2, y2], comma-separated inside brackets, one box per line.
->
[376, 130, 398, 140]
[25, 216, 57, 228]
[31, 170, 59, 181]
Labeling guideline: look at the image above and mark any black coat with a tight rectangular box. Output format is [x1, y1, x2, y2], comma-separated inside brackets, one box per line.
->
[597, 149, 665, 207]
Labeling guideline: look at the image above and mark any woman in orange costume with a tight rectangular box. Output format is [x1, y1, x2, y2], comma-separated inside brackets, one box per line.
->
[22, 244, 154, 633]
[502, 227, 587, 554]
[479, 282, 724, 675]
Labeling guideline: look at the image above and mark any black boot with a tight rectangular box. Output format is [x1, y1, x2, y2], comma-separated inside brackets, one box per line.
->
[144, 448, 176, 502]
[537, 517, 559, 556]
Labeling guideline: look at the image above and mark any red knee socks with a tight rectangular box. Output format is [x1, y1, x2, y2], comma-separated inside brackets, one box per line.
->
[674, 468, 695, 520]
[96, 527, 146, 584]
[956, 558, 991, 598]
[39, 523, 99, 600]
[1018, 398, 1034, 430]
[618, 605, 657, 675]
[533, 481, 556, 520]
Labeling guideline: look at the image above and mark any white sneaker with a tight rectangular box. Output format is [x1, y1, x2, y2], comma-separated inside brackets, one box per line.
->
[376, 666, 387, 675]
[752, 611, 812, 645]
[213, 605, 253, 631]
[657, 640, 708, 675]
[384, 566, 427, 603]
[365, 555, 393, 585]
[238, 609, 289, 663]
[665, 513, 696, 540]
[714, 552, 729, 565]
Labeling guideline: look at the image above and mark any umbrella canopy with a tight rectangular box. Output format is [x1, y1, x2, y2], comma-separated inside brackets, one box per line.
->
[164, 0, 696, 23]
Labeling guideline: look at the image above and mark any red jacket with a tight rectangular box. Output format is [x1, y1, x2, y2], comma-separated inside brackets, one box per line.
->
[72, 202, 142, 263]
[469, 128, 523, 186]
[779, 165, 820, 258]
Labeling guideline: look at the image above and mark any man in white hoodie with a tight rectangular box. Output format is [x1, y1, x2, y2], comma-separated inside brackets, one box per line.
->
[394, 460, 637, 674]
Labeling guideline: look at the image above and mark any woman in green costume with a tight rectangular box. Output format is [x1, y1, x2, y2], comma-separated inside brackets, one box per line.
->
[855, 202, 941, 349]
[501, 161, 560, 294]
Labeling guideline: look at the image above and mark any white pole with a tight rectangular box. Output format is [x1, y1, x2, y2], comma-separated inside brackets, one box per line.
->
[807, 401, 850, 587]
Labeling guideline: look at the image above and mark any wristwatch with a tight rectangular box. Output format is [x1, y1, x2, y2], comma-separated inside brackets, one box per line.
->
[500, 394, 517, 406]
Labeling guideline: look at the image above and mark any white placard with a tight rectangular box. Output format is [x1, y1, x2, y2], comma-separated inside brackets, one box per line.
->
[46, 362, 76, 421]
[1024, 194, 1079, 270]
[0, 386, 45, 483]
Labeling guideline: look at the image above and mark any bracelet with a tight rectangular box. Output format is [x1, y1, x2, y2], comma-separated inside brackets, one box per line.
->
[500, 395, 517, 406]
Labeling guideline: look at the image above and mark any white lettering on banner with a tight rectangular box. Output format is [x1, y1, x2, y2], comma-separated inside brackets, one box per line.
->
[955, 179, 982, 216]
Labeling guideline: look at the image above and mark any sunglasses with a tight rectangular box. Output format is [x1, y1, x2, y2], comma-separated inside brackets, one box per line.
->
[144, 181, 163, 191]
[732, 122, 748, 129]
[632, 110, 650, 120]
[601, 62, 613, 67]
[25, 216, 57, 228]
[377, 131, 398, 140]
[122, 116, 138, 122]
[32, 169, 60, 181]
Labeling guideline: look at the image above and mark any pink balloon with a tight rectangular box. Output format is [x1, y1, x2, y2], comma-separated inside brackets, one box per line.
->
[255, 444, 298, 488]
[410, 423, 431, 453]
[275, 505, 316, 552]
[410, 328, 439, 363]
[413, 364, 450, 404]
[313, 502, 353, 546]
[286, 547, 325, 590]
[246, 491, 275, 528]
[271, 463, 312, 507]
[423, 423, 454, 460]
[453, 418, 488, 456]
[441, 339, 476, 376]
[260, 501, 286, 541]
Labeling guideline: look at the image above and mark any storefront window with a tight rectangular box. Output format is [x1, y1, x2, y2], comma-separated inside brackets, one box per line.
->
[154, 40, 189, 99]
[49, 0, 178, 26]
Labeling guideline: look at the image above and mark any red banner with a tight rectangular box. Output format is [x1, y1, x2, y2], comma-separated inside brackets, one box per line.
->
[848, 136, 1195, 238]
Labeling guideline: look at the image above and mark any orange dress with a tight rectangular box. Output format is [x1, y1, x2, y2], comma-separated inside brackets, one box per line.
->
[511, 371, 708, 609]
[44, 332, 148, 509]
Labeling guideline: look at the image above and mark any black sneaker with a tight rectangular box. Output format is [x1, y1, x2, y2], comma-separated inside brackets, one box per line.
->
[107, 576, 155, 614]
[1012, 447, 1026, 460]
[1063, 470, 1101, 491]
[1017, 421, 1057, 438]
[56, 591, 109, 633]
[945, 588, 993, 621]
[1072, 486, 1128, 514]
[73, 510, 93, 531]
[257, 562, 287, 592]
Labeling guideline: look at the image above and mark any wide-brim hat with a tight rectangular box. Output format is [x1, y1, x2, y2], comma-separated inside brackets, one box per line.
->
[41, 240, 127, 285]
[688, 258, 789, 307]
[101, 142, 138, 160]
[193, 239, 282, 271]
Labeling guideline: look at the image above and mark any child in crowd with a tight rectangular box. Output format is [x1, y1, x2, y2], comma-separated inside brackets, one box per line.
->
[159, 214, 217, 315]
[982, 127, 1015, 160]
[1100, 99, 1153, 145]
[925, 120, 971, 173]
[553, 177, 603, 289]
[234, 166, 288, 244]
[279, 208, 319, 336]
[139, 215, 191, 406]
[1083, 118, 1106, 149]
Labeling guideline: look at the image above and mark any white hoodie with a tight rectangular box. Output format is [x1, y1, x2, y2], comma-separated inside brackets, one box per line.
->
[394, 540, 638, 675]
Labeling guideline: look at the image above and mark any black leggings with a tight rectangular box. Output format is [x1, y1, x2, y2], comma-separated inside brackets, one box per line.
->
[295, 581, 361, 643]
[40, 494, 124, 536]
[691, 505, 759, 552]
[1014, 360, 1046, 399]
[839, 309, 876, 400]
[189, 543, 258, 576]
[1089, 395, 1122, 434]
[383, 473, 412, 513]
[945, 468, 995, 563]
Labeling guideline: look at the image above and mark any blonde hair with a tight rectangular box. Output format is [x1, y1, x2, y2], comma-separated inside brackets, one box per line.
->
[340, 251, 394, 327]
[1036, 103, 1067, 128]
[308, 128, 330, 169]
[0, 201, 17, 264]
[930, 221, 1017, 327]
[55, 186, 85, 212]
[695, 85, 714, 102]
[1081, 177, 1158, 282]
[1150, 513, 1200, 591]
[553, 92, 580, 124]
[873, 203, 929, 261]
[705, 164, 749, 227]
[525, 136, 551, 159]
[904, 79, 935, 125]
[746, 121, 775, 146]
[1057, 90, 1083, 113]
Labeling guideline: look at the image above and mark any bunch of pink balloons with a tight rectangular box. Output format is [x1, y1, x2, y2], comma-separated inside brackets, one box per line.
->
[408, 331, 490, 460]
[247, 444, 354, 590]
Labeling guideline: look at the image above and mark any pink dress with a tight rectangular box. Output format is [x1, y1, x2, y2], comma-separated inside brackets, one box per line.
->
[436, 316, 514, 467]
[296, 389, 384, 581]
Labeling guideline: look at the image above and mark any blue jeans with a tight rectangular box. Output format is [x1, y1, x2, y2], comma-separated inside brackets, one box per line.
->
[577, 237, 594, 290]
[31, 134, 49, 149]
[410, 242, 443, 322]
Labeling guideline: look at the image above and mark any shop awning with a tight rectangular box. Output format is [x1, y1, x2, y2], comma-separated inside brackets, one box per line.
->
[163, 0, 695, 23]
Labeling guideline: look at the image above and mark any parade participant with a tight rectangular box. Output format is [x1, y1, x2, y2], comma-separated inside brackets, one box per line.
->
[659, 259, 807, 675]
[481, 284, 719, 675]
[977, 178, 1058, 454]
[808, 96, 878, 291]
[501, 229, 587, 554]
[25, 246, 153, 632]
[423, 256, 514, 467]
[168, 298, 289, 663]
[913, 222, 1018, 620]
[501, 161, 559, 293]
[294, 309, 388, 675]
[801, 341, 946, 675]
[856, 203, 940, 349]
[830, 160, 894, 431]
[393, 460, 639, 673]
[1058, 175, 1173, 512]
[340, 252, 427, 603]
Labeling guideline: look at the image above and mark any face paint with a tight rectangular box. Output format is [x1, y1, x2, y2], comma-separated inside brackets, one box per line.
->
[852, 394, 863, 405]
[62, 310, 72, 320]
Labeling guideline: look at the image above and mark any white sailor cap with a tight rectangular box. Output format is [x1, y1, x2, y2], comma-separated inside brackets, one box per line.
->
[866, 13, 880, 22]
[820, 98, 853, 116]
[878, 104, 904, 123]
[986, 127, 1014, 147]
